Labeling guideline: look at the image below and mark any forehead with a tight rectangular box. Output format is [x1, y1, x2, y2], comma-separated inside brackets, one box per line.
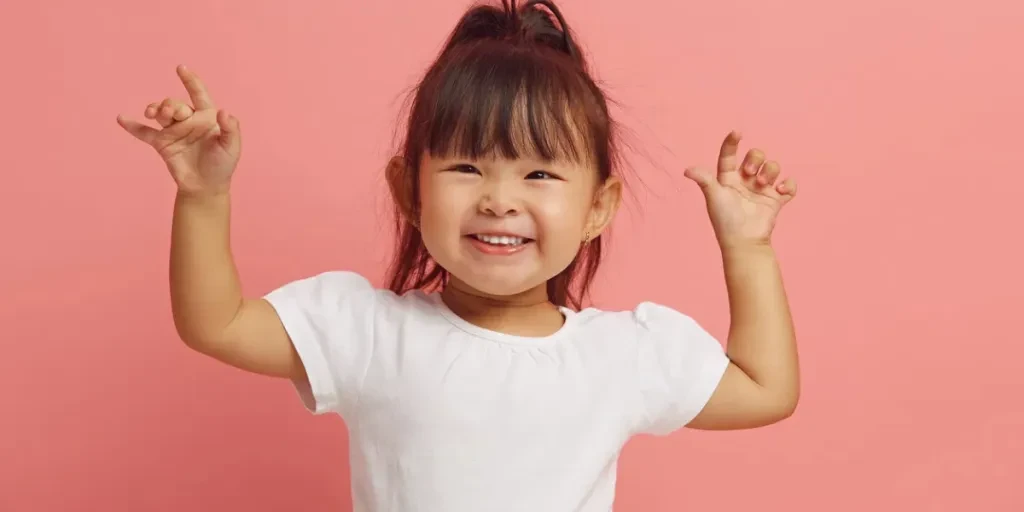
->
[415, 44, 603, 170]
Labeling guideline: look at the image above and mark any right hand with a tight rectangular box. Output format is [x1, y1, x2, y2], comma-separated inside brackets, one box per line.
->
[117, 65, 241, 198]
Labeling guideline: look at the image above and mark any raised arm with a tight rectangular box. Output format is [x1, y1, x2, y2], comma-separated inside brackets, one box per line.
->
[118, 65, 304, 380]
[169, 192, 303, 379]
[682, 131, 800, 430]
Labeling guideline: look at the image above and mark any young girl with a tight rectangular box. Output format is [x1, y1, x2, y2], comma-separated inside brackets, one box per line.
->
[117, 0, 799, 510]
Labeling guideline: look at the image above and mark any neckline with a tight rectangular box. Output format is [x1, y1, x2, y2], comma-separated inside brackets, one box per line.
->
[424, 291, 577, 346]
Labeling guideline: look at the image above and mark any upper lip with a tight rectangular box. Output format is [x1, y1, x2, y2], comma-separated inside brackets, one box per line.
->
[469, 232, 534, 239]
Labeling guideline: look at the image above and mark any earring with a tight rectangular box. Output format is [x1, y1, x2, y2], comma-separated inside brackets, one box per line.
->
[583, 231, 591, 244]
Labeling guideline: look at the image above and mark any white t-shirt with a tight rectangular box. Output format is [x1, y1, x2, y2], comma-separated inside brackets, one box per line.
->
[264, 271, 729, 512]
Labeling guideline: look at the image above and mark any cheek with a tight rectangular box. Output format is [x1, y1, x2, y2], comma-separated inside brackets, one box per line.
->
[417, 178, 458, 264]
[419, 175, 468, 235]
[532, 187, 591, 239]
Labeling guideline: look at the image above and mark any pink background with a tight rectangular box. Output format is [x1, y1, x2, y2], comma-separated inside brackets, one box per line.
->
[2, 0, 1022, 510]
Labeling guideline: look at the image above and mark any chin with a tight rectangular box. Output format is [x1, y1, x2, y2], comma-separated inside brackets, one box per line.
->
[453, 269, 545, 298]
[428, 237, 578, 299]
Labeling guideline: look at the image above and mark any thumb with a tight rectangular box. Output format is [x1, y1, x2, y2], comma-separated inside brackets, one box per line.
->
[216, 109, 241, 153]
[116, 115, 158, 146]
[683, 166, 716, 192]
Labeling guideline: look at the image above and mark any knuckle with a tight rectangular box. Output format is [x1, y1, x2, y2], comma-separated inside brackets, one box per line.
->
[747, 149, 765, 160]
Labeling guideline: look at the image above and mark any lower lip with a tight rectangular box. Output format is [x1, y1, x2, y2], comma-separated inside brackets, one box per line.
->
[467, 236, 532, 255]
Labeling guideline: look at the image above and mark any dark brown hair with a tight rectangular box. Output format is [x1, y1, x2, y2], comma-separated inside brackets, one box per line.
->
[385, 0, 621, 310]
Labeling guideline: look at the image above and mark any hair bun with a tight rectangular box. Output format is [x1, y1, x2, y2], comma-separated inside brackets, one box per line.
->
[445, 0, 579, 61]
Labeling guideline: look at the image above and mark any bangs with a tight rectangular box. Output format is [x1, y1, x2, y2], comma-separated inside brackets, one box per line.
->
[414, 40, 605, 166]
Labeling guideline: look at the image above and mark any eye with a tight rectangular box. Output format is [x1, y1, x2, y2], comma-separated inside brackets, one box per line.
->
[526, 170, 560, 180]
[450, 164, 480, 174]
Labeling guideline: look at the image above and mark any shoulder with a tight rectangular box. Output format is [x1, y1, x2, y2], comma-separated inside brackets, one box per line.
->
[570, 301, 725, 366]
[263, 270, 432, 318]
[262, 270, 384, 319]
[631, 301, 706, 333]
[264, 270, 399, 304]
[266, 270, 374, 298]
[571, 301, 707, 339]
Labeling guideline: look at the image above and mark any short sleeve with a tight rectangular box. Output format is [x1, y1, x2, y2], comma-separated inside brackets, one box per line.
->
[263, 270, 376, 416]
[632, 302, 730, 436]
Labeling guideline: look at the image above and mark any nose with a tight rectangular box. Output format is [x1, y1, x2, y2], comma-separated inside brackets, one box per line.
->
[478, 181, 520, 217]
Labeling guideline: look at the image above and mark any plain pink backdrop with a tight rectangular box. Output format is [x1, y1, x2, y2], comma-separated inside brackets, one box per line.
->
[2, 0, 1022, 510]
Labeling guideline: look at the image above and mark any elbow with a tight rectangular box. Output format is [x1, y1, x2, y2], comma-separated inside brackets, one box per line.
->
[752, 381, 799, 426]
[771, 390, 800, 423]
[178, 330, 213, 354]
[170, 302, 244, 355]
[175, 323, 224, 355]
[172, 311, 236, 356]
[777, 399, 798, 422]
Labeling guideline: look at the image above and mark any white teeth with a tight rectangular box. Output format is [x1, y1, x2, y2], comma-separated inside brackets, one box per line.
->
[474, 234, 527, 246]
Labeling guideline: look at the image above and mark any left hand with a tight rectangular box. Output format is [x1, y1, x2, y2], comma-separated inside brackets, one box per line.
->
[684, 131, 797, 249]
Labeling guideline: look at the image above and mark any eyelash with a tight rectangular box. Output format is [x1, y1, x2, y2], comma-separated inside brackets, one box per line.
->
[526, 170, 558, 180]
[453, 164, 479, 174]
[450, 165, 560, 180]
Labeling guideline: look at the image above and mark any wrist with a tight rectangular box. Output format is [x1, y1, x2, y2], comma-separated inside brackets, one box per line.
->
[720, 242, 778, 273]
[175, 188, 230, 206]
[174, 189, 231, 216]
[719, 239, 775, 258]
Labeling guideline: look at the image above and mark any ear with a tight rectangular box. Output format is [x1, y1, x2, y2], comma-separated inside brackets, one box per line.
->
[386, 155, 419, 228]
[584, 175, 622, 241]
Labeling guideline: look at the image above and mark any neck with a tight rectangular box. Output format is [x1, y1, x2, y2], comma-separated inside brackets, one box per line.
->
[440, 279, 565, 337]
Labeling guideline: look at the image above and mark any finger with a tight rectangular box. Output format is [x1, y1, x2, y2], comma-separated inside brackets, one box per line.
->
[154, 98, 194, 127]
[739, 148, 766, 181]
[145, 103, 160, 119]
[216, 109, 241, 152]
[172, 103, 194, 122]
[116, 115, 159, 145]
[776, 177, 797, 202]
[717, 130, 742, 178]
[156, 99, 178, 127]
[683, 166, 717, 192]
[177, 65, 215, 110]
[757, 160, 781, 187]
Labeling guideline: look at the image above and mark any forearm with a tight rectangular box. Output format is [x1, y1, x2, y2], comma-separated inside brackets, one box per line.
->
[169, 191, 244, 348]
[721, 244, 799, 408]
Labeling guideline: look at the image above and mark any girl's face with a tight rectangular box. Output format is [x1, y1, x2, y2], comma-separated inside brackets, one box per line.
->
[415, 151, 620, 300]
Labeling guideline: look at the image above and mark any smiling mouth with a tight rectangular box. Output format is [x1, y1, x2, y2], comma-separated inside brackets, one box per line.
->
[469, 234, 534, 247]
